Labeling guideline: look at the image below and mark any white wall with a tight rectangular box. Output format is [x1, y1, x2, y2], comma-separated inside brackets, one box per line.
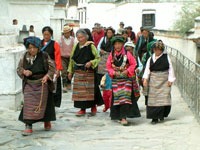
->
[86, 2, 183, 33]
[0, 46, 25, 110]
[67, 6, 78, 20]
[7, 0, 55, 37]
[154, 34, 197, 63]
[86, 3, 116, 29]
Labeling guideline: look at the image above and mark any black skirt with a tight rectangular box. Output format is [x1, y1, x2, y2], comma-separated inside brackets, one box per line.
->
[110, 88, 141, 120]
[147, 106, 171, 119]
[19, 91, 56, 124]
[54, 76, 62, 107]
[74, 72, 103, 109]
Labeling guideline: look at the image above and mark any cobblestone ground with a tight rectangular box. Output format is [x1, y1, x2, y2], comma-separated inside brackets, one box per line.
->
[0, 85, 200, 150]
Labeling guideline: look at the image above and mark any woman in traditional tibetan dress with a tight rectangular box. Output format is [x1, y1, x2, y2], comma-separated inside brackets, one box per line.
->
[41, 26, 63, 108]
[106, 36, 141, 126]
[143, 40, 176, 124]
[68, 29, 103, 116]
[17, 36, 56, 135]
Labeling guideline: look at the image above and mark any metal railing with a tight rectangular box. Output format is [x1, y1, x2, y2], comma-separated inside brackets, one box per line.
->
[166, 46, 200, 122]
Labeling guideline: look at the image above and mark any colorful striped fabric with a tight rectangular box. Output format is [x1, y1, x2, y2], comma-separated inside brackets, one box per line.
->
[148, 71, 171, 106]
[72, 70, 95, 101]
[97, 52, 110, 75]
[23, 80, 48, 120]
[112, 78, 133, 106]
[132, 75, 140, 101]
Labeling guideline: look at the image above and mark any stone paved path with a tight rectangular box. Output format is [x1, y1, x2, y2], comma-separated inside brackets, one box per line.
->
[0, 85, 200, 150]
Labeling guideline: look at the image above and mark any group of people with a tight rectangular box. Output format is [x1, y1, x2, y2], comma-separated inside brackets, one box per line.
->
[17, 22, 176, 136]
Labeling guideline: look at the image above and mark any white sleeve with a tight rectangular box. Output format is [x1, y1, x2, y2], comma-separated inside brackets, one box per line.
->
[167, 55, 176, 82]
[142, 57, 151, 79]
[97, 37, 104, 53]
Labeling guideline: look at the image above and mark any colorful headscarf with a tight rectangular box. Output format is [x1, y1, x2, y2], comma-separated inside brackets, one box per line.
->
[151, 40, 165, 51]
[24, 36, 41, 49]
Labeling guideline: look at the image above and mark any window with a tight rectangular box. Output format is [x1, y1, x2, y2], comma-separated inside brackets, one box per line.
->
[142, 10, 155, 28]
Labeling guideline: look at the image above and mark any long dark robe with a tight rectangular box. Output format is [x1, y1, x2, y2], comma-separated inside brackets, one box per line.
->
[41, 40, 62, 107]
[72, 43, 103, 109]
[19, 52, 56, 124]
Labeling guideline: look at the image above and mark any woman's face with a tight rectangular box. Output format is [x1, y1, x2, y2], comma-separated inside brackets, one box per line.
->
[43, 31, 52, 42]
[122, 33, 128, 40]
[142, 30, 149, 39]
[77, 34, 87, 45]
[126, 46, 134, 55]
[114, 41, 123, 52]
[154, 48, 163, 56]
[28, 44, 38, 56]
[107, 30, 113, 39]
[64, 32, 71, 39]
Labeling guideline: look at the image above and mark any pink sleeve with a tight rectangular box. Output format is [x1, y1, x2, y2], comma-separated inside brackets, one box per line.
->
[127, 51, 136, 77]
[106, 53, 115, 78]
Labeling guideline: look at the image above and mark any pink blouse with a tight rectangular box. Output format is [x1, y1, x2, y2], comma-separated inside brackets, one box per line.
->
[106, 49, 137, 78]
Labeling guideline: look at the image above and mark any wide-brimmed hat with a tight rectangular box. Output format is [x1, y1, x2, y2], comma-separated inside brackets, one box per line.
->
[63, 26, 72, 33]
[111, 36, 125, 44]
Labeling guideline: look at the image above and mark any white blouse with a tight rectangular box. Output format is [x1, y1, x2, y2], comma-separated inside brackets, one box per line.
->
[143, 53, 176, 82]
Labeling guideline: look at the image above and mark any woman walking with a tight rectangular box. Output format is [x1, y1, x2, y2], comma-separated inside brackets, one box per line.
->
[143, 40, 176, 124]
[68, 29, 103, 116]
[17, 36, 56, 135]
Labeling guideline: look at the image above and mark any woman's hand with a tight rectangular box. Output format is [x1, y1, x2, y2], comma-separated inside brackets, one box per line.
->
[42, 75, 49, 84]
[168, 81, 173, 87]
[85, 62, 92, 68]
[136, 68, 140, 73]
[55, 70, 60, 77]
[143, 79, 148, 87]
[114, 71, 120, 77]
[23, 70, 32, 77]
[100, 50, 105, 55]
[68, 73, 73, 81]
[122, 70, 128, 77]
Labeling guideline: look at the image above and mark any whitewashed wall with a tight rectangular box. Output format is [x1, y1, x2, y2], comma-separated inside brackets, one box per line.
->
[85, 2, 183, 32]
[154, 33, 198, 63]
[0, 46, 25, 110]
[1, 0, 56, 38]
[67, 6, 78, 20]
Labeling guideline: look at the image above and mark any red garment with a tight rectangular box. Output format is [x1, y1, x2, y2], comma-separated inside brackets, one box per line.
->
[106, 47, 137, 78]
[54, 42, 63, 71]
[103, 90, 112, 109]
[93, 30, 105, 47]
[43, 41, 63, 71]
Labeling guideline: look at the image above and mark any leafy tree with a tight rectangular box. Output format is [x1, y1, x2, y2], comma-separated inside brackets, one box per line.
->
[173, 2, 200, 36]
